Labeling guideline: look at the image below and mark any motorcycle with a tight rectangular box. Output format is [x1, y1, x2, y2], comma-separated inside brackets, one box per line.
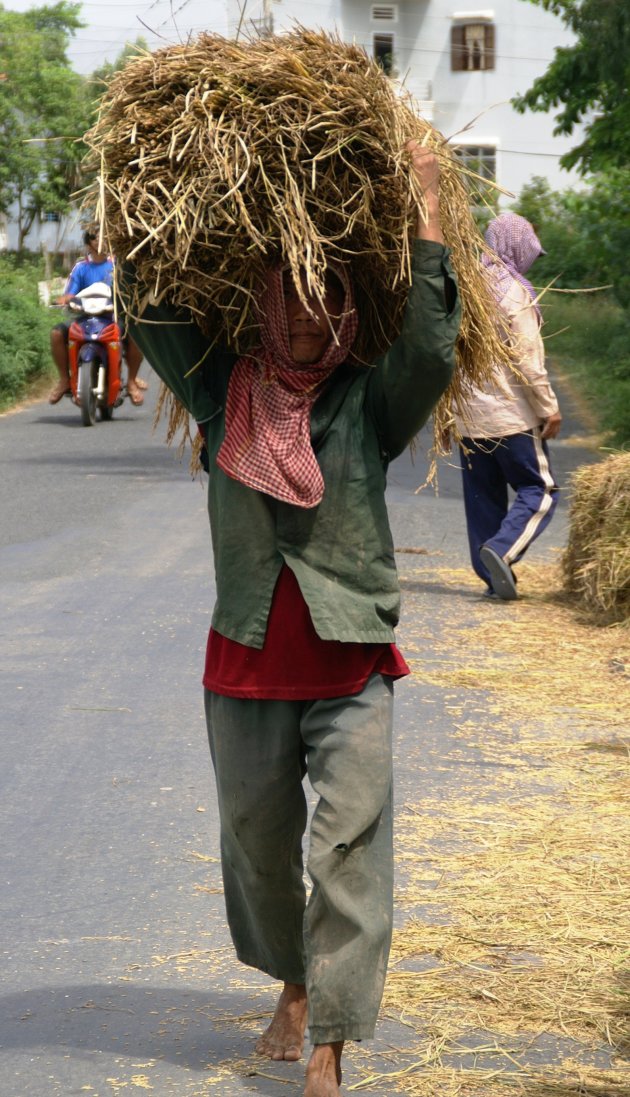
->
[67, 282, 126, 426]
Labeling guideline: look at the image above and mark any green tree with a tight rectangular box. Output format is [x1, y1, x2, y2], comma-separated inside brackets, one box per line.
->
[512, 174, 630, 445]
[0, 2, 89, 249]
[513, 173, 630, 308]
[573, 169, 630, 308]
[77, 37, 149, 221]
[513, 0, 630, 174]
[512, 176, 596, 289]
[88, 37, 149, 100]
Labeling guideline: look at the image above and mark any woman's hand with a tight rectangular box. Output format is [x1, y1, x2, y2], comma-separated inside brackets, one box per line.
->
[406, 140, 444, 244]
[541, 411, 562, 440]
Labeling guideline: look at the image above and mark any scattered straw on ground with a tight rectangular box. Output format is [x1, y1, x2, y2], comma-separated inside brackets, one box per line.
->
[106, 559, 628, 1097]
[402, 562, 629, 733]
[348, 559, 630, 1096]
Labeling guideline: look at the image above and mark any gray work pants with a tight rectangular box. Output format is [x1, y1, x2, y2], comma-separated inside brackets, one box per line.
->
[203, 673, 394, 1044]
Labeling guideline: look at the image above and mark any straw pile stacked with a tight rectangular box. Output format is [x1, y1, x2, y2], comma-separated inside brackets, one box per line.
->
[85, 28, 510, 443]
[563, 453, 630, 625]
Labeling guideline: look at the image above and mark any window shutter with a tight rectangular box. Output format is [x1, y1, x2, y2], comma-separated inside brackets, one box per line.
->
[451, 24, 466, 71]
[484, 23, 495, 69]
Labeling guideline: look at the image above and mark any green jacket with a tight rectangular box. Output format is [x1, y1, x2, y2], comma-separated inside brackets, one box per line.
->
[124, 240, 460, 647]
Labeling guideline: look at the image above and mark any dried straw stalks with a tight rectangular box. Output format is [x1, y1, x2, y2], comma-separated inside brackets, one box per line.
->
[112, 558, 628, 1096]
[369, 558, 630, 1097]
[385, 761, 630, 1092]
[84, 28, 510, 452]
[563, 453, 630, 626]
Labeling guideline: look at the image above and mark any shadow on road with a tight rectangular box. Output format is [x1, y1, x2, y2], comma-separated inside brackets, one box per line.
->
[1, 981, 282, 1085]
[18, 446, 186, 477]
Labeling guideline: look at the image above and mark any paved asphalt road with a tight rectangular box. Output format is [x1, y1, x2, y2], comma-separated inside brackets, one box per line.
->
[0, 370, 598, 1096]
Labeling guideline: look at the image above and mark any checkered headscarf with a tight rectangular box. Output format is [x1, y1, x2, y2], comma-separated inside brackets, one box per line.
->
[483, 213, 544, 321]
[216, 264, 358, 508]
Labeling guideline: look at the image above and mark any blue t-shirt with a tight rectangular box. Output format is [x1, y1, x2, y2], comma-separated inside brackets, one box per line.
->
[65, 257, 114, 295]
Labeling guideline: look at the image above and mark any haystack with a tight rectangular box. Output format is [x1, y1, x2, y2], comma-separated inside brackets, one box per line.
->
[85, 28, 510, 449]
[563, 452, 630, 625]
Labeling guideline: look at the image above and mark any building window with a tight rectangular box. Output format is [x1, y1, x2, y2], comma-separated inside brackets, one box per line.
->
[453, 143, 497, 208]
[373, 33, 395, 75]
[41, 211, 61, 223]
[451, 21, 495, 71]
[454, 144, 496, 181]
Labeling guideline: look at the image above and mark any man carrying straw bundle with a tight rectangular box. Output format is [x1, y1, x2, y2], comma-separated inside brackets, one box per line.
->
[120, 141, 460, 1096]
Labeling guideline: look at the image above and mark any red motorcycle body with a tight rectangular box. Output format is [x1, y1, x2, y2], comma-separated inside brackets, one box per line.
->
[68, 318, 122, 407]
[62, 281, 127, 426]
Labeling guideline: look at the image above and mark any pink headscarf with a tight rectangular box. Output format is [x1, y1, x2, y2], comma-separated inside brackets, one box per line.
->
[216, 264, 358, 508]
[483, 213, 545, 321]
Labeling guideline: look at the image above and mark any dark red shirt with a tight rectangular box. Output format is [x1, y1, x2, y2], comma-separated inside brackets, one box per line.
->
[204, 563, 409, 700]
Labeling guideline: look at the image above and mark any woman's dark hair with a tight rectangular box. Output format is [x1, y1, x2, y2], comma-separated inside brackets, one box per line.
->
[83, 227, 99, 247]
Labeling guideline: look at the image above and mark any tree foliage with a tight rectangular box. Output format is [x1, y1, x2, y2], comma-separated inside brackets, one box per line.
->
[513, 0, 630, 174]
[513, 173, 630, 445]
[88, 37, 149, 93]
[514, 172, 630, 310]
[76, 37, 149, 221]
[513, 176, 600, 290]
[0, 2, 89, 249]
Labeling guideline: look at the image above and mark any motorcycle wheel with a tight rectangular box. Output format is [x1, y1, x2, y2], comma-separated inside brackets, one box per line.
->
[79, 360, 97, 426]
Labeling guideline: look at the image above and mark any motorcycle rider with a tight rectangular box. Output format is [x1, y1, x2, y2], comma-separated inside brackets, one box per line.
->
[48, 228, 146, 407]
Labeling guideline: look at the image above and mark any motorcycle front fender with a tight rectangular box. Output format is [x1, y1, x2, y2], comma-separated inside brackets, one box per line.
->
[78, 343, 121, 408]
[78, 344, 105, 364]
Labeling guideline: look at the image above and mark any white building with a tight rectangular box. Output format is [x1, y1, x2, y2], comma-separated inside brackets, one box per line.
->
[2, 207, 84, 256]
[226, 0, 584, 203]
[4, 0, 582, 251]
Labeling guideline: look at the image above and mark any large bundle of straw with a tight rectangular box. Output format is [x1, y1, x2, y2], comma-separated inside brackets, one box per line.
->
[85, 28, 510, 444]
[563, 453, 630, 625]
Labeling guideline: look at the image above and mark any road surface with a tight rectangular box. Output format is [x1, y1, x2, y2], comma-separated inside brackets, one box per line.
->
[0, 372, 599, 1095]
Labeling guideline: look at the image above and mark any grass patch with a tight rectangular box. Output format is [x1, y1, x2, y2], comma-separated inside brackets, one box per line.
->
[543, 293, 630, 446]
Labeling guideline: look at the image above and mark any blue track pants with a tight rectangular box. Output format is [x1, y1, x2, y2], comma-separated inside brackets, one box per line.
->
[459, 427, 559, 588]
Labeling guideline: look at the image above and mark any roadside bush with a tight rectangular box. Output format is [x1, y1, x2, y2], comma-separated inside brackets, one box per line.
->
[512, 176, 605, 291]
[577, 168, 630, 310]
[514, 172, 630, 310]
[510, 175, 630, 448]
[0, 256, 54, 411]
[543, 292, 630, 446]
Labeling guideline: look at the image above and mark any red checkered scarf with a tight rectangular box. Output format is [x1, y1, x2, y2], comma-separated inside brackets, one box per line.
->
[216, 264, 358, 508]
[483, 213, 544, 322]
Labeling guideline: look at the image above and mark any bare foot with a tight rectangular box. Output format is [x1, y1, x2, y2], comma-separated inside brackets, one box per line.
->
[135, 377, 148, 390]
[304, 1042, 343, 1096]
[48, 379, 71, 404]
[256, 982, 308, 1061]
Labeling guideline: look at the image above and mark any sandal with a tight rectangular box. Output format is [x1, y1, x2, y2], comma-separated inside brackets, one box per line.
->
[479, 545, 518, 601]
[127, 383, 144, 406]
[48, 382, 71, 405]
